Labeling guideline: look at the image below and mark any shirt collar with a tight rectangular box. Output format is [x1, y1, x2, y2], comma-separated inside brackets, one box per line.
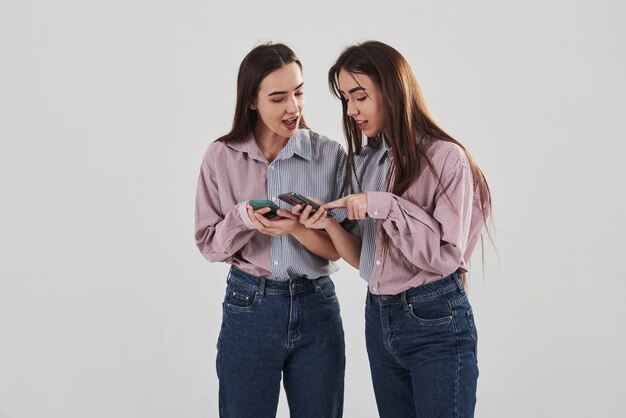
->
[224, 133, 263, 160]
[278, 129, 312, 161]
[224, 129, 312, 163]
[362, 133, 390, 165]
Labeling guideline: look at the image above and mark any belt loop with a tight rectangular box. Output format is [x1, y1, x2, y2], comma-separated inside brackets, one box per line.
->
[258, 278, 266, 298]
[453, 271, 464, 293]
[400, 290, 409, 311]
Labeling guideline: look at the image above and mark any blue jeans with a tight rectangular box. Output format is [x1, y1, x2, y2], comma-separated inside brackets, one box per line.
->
[365, 272, 478, 418]
[216, 266, 345, 418]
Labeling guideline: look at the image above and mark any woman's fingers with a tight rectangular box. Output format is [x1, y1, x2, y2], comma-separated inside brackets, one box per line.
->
[290, 204, 303, 215]
[276, 209, 298, 220]
[254, 212, 273, 227]
[306, 209, 327, 229]
[298, 205, 313, 224]
[324, 196, 348, 209]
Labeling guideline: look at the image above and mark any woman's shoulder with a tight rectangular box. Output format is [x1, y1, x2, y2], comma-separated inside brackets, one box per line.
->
[203, 139, 227, 159]
[425, 138, 469, 178]
[200, 138, 246, 170]
[205, 134, 253, 156]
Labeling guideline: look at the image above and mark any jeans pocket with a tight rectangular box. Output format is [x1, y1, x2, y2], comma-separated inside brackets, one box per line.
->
[316, 278, 338, 303]
[406, 296, 453, 325]
[226, 285, 259, 312]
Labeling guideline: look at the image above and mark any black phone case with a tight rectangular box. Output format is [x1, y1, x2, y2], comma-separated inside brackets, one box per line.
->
[277, 193, 334, 217]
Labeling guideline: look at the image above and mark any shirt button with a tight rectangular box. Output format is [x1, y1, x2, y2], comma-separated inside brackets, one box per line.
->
[376, 260, 381, 266]
[270, 165, 275, 170]
[373, 286, 378, 293]
[373, 210, 378, 216]
[271, 197, 277, 202]
[273, 260, 279, 265]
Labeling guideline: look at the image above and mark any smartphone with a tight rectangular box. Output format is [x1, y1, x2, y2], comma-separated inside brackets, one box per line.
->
[248, 199, 280, 219]
[277, 193, 334, 218]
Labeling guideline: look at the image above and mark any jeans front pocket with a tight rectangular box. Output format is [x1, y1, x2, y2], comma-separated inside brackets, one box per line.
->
[226, 284, 259, 312]
[315, 278, 338, 303]
[406, 295, 454, 326]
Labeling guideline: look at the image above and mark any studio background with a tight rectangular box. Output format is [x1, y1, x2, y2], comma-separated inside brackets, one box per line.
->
[1, 0, 624, 417]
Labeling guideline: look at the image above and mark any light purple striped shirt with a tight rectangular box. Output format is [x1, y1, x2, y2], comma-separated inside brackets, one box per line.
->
[194, 129, 347, 280]
[353, 136, 488, 295]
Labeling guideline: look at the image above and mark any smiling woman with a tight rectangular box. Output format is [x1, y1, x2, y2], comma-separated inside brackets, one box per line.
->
[194, 43, 349, 418]
[249, 62, 305, 155]
[336, 70, 386, 138]
[291, 40, 493, 418]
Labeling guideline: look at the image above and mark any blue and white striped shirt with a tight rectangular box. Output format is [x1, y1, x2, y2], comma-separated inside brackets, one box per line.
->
[195, 129, 348, 280]
[350, 137, 391, 282]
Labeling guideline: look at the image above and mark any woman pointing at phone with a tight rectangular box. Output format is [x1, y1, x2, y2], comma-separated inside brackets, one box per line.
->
[194, 43, 347, 417]
[297, 41, 492, 417]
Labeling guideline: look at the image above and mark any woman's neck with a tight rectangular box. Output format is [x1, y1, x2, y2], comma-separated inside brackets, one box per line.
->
[253, 124, 290, 163]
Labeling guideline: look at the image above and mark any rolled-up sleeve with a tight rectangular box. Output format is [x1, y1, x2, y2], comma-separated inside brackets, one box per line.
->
[366, 163, 473, 276]
[194, 149, 256, 262]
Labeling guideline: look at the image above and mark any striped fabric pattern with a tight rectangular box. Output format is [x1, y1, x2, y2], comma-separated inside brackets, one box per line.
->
[351, 137, 391, 282]
[266, 129, 349, 279]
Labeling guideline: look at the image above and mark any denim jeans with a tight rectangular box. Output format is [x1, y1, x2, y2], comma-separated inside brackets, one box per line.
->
[216, 266, 345, 418]
[365, 272, 478, 418]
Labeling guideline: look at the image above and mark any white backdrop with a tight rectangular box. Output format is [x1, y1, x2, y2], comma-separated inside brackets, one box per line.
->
[1, 1, 625, 417]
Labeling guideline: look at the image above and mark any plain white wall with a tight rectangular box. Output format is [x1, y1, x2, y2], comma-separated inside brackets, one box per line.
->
[1, 0, 625, 417]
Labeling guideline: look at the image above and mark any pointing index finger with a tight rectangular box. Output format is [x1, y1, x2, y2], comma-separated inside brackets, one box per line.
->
[324, 196, 348, 209]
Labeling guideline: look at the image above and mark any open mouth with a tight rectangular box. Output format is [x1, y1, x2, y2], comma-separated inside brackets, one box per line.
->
[356, 120, 368, 130]
[282, 116, 298, 130]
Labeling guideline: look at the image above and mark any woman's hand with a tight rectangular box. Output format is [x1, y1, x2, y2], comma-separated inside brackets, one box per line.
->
[246, 204, 301, 237]
[325, 193, 368, 220]
[279, 198, 334, 230]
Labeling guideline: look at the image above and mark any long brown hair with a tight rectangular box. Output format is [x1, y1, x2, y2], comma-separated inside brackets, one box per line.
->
[218, 43, 307, 144]
[328, 41, 493, 280]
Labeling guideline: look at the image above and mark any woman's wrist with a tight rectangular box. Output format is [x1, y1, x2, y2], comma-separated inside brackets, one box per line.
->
[289, 221, 306, 236]
[322, 217, 340, 232]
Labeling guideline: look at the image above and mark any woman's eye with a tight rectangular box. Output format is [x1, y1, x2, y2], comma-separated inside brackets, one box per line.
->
[295, 91, 303, 96]
[356, 96, 367, 102]
[271, 98, 284, 103]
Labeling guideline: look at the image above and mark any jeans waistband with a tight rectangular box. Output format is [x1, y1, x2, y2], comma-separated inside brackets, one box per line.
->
[228, 265, 332, 297]
[369, 271, 464, 306]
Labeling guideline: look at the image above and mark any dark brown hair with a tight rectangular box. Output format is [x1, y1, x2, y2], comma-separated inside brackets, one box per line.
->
[328, 41, 493, 280]
[218, 43, 307, 143]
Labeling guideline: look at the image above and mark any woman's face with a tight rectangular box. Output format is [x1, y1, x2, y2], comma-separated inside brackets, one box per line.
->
[251, 62, 304, 139]
[337, 69, 386, 138]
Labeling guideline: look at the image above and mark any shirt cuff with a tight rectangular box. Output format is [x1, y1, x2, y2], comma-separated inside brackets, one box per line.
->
[367, 192, 392, 219]
[237, 202, 256, 229]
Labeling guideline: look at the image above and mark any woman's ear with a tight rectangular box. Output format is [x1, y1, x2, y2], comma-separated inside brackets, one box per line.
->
[249, 102, 257, 110]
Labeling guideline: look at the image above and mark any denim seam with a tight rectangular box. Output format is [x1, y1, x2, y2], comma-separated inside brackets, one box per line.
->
[379, 305, 392, 355]
[229, 278, 319, 296]
[227, 279, 261, 292]
[405, 306, 454, 325]
[315, 283, 338, 303]
[445, 292, 461, 418]
[216, 323, 224, 418]
[449, 293, 468, 308]
[285, 286, 297, 355]
[226, 296, 259, 312]
[467, 309, 478, 359]
[405, 283, 458, 303]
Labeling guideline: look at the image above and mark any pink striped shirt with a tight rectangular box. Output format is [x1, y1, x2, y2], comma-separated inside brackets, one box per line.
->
[354, 136, 489, 294]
